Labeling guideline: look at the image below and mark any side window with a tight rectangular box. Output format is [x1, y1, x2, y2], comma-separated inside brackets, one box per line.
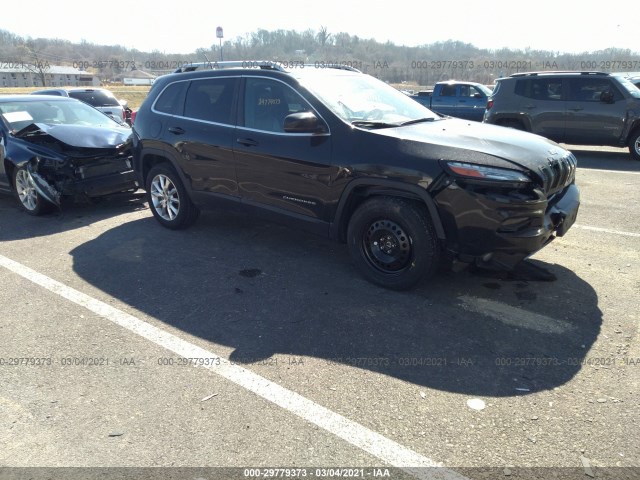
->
[568, 78, 623, 102]
[470, 86, 484, 98]
[515, 79, 563, 101]
[243, 78, 311, 133]
[184, 77, 237, 124]
[440, 84, 457, 97]
[154, 81, 188, 115]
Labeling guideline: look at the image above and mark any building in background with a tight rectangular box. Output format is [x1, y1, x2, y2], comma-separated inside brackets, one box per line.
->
[114, 68, 156, 86]
[0, 65, 98, 88]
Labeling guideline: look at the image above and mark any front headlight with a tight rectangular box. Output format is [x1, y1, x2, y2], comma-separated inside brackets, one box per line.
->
[444, 161, 532, 186]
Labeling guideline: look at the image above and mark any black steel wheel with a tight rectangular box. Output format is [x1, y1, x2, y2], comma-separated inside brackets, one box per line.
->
[347, 196, 440, 290]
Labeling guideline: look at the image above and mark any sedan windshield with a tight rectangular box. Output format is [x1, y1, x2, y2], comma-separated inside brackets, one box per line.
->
[0, 99, 122, 133]
[296, 72, 440, 126]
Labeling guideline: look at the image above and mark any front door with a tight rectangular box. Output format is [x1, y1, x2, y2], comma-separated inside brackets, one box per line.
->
[234, 77, 336, 224]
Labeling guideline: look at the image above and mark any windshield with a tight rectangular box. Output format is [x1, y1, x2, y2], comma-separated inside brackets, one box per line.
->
[297, 72, 439, 125]
[616, 77, 640, 98]
[0, 99, 122, 133]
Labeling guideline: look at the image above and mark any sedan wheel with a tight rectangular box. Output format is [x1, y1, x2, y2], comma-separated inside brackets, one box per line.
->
[13, 167, 53, 215]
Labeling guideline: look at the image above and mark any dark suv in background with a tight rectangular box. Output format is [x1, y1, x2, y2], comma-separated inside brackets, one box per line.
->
[132, 61, 579, 290]
[483, 71, 640, 160]
[31, 87, 127, 124]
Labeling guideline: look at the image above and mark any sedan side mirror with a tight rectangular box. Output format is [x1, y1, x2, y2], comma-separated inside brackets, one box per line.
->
[283, 112, 327, 134]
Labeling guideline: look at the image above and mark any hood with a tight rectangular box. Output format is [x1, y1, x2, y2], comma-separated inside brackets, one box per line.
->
[16, 123, 132, 150]
[371, 117, 570, 171]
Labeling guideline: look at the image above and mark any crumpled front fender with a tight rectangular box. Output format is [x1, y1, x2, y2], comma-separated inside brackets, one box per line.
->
[26, 160, 61, 206]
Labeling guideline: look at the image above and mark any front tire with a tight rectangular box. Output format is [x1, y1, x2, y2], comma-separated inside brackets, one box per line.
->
[347, 197, 440, 290]
[628, 129, 640, 161]
[146, 164, 199, 229]
[13, 166, 53, 215]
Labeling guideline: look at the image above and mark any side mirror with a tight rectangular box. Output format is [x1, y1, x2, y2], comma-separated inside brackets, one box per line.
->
[600, 91, 614, 103]
[283, 112, 327, 133]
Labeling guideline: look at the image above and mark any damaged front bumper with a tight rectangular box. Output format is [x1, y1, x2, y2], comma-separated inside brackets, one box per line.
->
[26, 155, 138, 206]
[435, 181, 580, 269]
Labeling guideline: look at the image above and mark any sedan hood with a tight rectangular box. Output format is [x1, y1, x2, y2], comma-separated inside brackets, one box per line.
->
[375, 118, 570, 170]
[15, 123, 132, 149]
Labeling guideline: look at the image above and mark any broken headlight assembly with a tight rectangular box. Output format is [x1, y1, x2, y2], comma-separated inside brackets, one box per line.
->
[439, 161, 543, 203]
[443, 161, 532, 186]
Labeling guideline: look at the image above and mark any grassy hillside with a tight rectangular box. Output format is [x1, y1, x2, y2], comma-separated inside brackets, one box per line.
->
[1, 86, 152, 110]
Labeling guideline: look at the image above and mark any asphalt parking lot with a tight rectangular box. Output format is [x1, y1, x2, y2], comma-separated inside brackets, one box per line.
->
[0, 145, 638, 480]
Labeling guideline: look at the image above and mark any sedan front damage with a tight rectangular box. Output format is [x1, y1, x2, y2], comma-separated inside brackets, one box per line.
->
[16, 123, 138, 206]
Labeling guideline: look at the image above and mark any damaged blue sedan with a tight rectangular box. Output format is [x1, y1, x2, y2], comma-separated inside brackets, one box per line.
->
[0, 95, 138, 215]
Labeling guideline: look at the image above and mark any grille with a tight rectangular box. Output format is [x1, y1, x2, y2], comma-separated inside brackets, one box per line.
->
[539, 153, 577, 196]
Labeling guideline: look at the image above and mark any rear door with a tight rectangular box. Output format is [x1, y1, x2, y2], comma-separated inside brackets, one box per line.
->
[514, 77, 565, 141]
[430, 83, 458, 117]
[172, 77, 240, 196]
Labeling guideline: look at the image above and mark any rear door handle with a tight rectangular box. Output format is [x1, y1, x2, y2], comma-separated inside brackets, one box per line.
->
[524, 104, 537, 109]
[168, 126, 185, 135]
[569, 106, 584, 111]
[237, 138, 259, 147]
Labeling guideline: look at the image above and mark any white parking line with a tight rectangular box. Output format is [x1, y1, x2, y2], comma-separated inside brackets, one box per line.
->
[574, 225, 640, 238]
[578, 168, 640, 175]
[0, 253, 467, 480]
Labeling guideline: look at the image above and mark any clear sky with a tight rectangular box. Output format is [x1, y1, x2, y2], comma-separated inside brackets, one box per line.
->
[0, 0, 636, 55]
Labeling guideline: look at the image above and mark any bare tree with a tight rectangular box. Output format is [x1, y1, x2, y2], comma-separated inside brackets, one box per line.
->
[17, 41, 51, 86]
[317, 26, 332, 47]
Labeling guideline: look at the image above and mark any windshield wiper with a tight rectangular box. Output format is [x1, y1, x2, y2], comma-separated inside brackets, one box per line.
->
[399, 117, 437, 127]
[351, 120, 398, 129]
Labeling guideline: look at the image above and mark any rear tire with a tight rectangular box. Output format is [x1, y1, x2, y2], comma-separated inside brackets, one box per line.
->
[13, 166, 54, 216]
[628, 129, 640, 161]
[347, 197, 440, 290]
[146, 164, 199, 229]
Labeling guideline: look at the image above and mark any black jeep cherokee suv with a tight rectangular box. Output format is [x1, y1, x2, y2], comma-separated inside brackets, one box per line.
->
[132, 61, 580, 290]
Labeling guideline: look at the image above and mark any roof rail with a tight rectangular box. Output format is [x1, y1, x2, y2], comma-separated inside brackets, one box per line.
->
[510, 71, 609, 77]
[303, 63, 361, 73]
[173, 60, 288, 74]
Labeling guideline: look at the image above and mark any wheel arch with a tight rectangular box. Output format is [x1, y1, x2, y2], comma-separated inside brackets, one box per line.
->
[495, 116, 530, 131]
[329, 179, 446, 243]
[137, 147, 191, 193]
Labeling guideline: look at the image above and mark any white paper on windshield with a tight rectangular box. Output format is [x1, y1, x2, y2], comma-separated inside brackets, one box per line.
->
[2, 111, 33, 122]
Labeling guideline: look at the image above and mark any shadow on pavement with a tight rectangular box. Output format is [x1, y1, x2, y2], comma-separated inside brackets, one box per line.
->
[0, 192, 147, 241]
[64, 209, 602, 397]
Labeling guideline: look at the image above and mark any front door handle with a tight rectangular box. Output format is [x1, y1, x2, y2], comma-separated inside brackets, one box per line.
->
[237, 138, 259, 147]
